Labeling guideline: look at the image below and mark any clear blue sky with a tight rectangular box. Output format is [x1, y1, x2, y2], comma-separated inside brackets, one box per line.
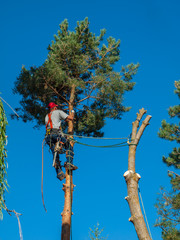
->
[1, 0, 180, 239]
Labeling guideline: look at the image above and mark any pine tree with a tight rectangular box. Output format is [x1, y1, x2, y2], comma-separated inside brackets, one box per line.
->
[13, 18, 139, 240]
[155, 81, 180, 240]
[13, 18, 139, 135]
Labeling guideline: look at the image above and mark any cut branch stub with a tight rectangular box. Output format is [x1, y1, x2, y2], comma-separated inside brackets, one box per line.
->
[123, 170, 150, 239]
[136, 115, 152, 144]
[136, 108, 147, 120]
[131, 108, 147, 140]
[128, 109, 152, 172]
[123, 170, 141, 183]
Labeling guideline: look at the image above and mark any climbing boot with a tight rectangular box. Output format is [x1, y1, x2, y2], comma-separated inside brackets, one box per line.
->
[64, 162, 78, 171]
[57, 171, 66, 181]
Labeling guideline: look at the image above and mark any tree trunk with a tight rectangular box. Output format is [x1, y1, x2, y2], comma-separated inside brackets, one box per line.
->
[123, 108, 152, 240]
[61, 169, 74, 240]
[61, 85, 76, 240]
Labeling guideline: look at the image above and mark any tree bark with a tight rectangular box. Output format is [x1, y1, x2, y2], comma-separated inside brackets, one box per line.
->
[123, 108, 152, 240]
[61, 85, 76, 240]
[61, 169, 74, 240]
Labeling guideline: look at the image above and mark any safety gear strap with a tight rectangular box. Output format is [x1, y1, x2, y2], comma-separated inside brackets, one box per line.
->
[46, 113, 53, 130]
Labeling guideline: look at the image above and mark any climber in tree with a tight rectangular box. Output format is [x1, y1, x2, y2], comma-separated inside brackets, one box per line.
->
[45, 102, 77, 181]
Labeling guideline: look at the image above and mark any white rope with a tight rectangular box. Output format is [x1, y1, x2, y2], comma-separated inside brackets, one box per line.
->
[64, 133, 129, 140]
[138, 184, 153, 240]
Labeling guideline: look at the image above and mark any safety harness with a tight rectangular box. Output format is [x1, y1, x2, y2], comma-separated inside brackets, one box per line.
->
[46, 111, 64, 134]
[46, 110, 65, 157]
[46, 112, 53, 135]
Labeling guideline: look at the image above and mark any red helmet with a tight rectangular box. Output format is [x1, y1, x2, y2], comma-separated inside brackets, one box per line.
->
[48, 102, 58, 109]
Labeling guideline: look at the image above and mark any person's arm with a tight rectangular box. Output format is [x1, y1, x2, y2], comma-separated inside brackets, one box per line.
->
[65, 110, 74, 121]
[45, 115, 48, 125]
[66, 115, 73, 121]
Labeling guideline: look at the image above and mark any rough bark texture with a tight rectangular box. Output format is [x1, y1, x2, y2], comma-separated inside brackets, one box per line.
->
[61, 85, 75, 240]
[61, 168, 74, 240]
[124, 108, 152, 240]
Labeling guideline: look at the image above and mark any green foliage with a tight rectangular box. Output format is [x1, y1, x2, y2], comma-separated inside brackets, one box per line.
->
[155, 81, 180, 239]
[13, 18, 139, 136]
[158, 81, 180, 168]
[0, 99, 8, 220]
[89, 223, 108, 240]
[155, 177, 180, 240]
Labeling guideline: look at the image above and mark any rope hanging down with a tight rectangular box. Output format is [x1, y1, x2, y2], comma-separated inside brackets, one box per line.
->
[42, 139, 47, 212]
[138, 184, 153, 240]
[67, 143, 73, 240]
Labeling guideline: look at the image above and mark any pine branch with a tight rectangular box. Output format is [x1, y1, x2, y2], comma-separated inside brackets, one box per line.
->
[80, 42, 119, 74]
[77, 20, 89, 40]
[44, 78, 69, 104]
[168, 170, 180, 178]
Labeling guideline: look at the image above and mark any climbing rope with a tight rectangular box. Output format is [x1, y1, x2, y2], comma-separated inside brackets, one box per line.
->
[138, 184, 153, 240]
[41, 139, 47, 212]
[67, 140, 73, 240]
[64, 133, 129, 140]
[72, 139, 129, 148]
[63, 132, 133, 149]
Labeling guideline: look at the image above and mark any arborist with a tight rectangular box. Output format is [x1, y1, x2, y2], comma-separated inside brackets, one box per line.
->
[45, 102, 78, 181]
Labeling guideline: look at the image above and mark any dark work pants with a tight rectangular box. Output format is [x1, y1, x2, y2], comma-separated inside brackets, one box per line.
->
[45, 129, 74, 175]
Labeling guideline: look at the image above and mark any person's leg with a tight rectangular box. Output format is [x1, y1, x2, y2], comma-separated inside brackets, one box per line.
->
[50, 134, 65, 180]
[62, 137, 77, 170]
[55, 164, 65, 181]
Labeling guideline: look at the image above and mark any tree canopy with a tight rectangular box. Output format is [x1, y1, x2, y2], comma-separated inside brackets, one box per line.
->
[155, 81, 180, 240]
[13, 18, 139, 136]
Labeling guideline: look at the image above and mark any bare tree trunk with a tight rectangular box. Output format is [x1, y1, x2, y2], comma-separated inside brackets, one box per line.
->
[123, 108, 152, 240]
[61, 85, 76, 240]
[61, 168, 74, 240]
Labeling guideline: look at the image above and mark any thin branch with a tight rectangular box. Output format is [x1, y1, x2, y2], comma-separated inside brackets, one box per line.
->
[77, 74, 110, 104]
[159, 226, 169, 234]
[77, 21, 89, 40]
[77, 85, 95, 103]
[160, 210, 180, 223]
[168, 170, 180, 178]
[89, 96, 103, 100]
[73, 106, 83, 111]
[5, 204, 22, 217]
[44, 78, 69, 104]
[79, 43, 119, 75]
[4, 203, 23, 240]
[0, 96, 20, 118]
